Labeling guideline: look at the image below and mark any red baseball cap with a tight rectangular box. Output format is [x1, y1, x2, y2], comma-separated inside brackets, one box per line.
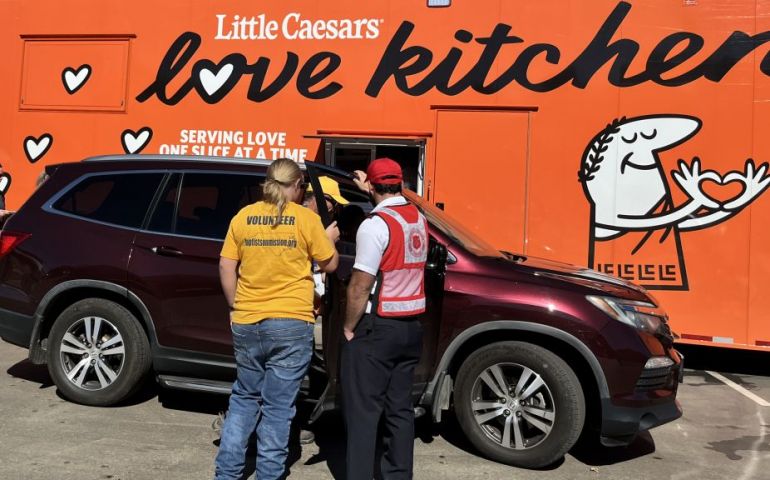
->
[366, 158, 403, 185]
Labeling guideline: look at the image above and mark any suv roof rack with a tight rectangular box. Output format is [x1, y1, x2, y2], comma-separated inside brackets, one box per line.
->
[83, 154, 273, 166]
[83, 154, 354, 179]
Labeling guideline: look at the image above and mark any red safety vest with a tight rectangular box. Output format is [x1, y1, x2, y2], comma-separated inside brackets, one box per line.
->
[371, 203, 428, 317]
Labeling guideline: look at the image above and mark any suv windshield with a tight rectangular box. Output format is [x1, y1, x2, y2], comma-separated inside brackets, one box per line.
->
[404, 191, 504, 258]
[312, 168, 504, 258]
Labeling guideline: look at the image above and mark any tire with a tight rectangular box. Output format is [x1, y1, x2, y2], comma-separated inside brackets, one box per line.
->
[47, 298, 151, 406]
[453, 341, 585, 468]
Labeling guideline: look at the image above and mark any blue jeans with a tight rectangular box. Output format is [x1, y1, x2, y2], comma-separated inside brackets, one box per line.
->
[214, 318, 314, 480]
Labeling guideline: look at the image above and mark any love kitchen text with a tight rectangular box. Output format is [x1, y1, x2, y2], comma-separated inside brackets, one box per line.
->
[138, 1, 770, 105]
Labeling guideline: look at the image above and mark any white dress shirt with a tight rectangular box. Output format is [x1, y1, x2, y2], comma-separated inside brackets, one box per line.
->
[353, 195, 409, 276]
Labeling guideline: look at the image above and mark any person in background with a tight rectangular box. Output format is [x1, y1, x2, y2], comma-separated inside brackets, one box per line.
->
[214, 158, 340, 480]
[304, 176, 349, 307]
[304, 175, 348, 221]
[341, 158, 429, 480]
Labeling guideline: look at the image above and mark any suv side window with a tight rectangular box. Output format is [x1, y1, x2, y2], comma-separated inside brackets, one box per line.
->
[335, 183, 372, 245]
[52, 172, 164, 229]
[147, 172, 264, 240]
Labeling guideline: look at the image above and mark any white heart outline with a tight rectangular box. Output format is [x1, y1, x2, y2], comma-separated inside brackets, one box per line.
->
[24, 134, 53, 163]
[121, 127, 153, 154]
[62, 64, 92, 94]
[0, 173, 11, 195]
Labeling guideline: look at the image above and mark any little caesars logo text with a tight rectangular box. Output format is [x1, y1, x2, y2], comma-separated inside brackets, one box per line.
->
[215, 13, 383, 41]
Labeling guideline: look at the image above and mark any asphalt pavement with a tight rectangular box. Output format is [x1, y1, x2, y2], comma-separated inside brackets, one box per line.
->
[0, 341, 769, 479]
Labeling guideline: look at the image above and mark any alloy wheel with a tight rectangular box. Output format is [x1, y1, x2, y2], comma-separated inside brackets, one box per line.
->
[470, 362, 556, 450]
[59, 316, 125, 391]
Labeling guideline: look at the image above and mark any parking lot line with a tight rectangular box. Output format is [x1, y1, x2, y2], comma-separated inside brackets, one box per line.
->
[705, 370, 770, 407]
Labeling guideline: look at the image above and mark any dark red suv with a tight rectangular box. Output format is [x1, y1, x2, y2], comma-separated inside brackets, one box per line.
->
[0, 155, 682, 468]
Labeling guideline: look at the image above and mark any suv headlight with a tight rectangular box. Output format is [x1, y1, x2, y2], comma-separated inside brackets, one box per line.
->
[586, 295, 667, 333]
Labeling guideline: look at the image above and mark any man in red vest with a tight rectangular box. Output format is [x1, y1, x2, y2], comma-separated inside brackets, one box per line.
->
[342, 157, 428, 479]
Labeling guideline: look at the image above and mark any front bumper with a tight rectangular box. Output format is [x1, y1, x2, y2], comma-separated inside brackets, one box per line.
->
[599, 349, 684, 446]
[599, 396, 682, 446]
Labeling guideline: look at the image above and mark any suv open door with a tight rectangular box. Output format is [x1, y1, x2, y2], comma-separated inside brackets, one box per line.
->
[304, 164, 363, 421]
[304, 165, 447, 422]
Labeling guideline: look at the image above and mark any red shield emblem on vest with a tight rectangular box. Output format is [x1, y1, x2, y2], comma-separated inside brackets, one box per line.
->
[412, 234, 422, 250]
[408, 231, 425, 258]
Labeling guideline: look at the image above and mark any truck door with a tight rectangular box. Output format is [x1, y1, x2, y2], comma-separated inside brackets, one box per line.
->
[432, 108, 531, 253]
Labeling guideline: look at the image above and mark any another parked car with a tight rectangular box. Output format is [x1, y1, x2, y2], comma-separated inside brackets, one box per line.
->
[0, 155, 683, 468]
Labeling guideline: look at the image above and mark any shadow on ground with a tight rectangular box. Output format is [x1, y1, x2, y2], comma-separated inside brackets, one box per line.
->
[18, 345, 756, 476]
[570, 430, 655, 466]
[158, 385, 229, 415]
[301, 411, 449, 479]
[6, 358, 54, 389]
[6, 358, 658, 475]
[6, 358, 225, 409]
[296, 410, 347, 479]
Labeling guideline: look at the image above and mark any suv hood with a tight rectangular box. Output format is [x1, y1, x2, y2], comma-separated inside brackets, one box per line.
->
[500, 253, 652, 302]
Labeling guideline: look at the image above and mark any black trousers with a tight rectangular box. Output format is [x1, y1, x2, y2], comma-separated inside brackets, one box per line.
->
[340, 313, 423, 480]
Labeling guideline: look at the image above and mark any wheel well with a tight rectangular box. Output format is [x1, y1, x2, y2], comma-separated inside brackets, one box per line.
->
[446, 330, 602, 430]
[37, 287, 151, 351]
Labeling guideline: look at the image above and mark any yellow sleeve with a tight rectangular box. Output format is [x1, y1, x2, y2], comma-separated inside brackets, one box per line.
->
[303, 210, 335, 262]
[220, 215, 241, 260]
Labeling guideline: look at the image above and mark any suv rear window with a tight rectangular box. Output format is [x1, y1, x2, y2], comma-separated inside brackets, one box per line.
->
[52, 172, 164, 229]
[147, 172, 264, 240]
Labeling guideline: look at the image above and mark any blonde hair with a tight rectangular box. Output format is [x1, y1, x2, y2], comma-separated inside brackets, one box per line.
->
[263, 158, 302, 224]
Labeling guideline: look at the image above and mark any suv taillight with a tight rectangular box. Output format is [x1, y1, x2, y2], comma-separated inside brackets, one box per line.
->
[0, 231, 31, 259]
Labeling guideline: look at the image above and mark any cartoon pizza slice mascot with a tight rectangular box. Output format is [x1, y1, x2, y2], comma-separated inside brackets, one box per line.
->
[579, 114, 770, 289]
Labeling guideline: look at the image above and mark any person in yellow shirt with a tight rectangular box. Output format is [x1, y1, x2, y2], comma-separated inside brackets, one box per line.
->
[214, 158, 339, 480]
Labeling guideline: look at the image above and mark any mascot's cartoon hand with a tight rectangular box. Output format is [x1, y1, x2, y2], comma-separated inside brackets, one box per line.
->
[672, 157, 722, 210]
[722, 159, 770, 211]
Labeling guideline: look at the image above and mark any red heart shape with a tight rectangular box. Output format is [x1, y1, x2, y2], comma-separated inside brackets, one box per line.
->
[699, 177, 745, 204]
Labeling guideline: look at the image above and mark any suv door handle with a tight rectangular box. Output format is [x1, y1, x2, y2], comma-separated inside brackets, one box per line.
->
[151, 246, 183, 257]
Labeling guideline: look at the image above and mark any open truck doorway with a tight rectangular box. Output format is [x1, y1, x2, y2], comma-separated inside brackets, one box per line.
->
[309, 133, 427, 194]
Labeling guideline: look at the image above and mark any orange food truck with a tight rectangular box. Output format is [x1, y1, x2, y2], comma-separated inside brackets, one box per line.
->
[2, 0, 769, 351]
